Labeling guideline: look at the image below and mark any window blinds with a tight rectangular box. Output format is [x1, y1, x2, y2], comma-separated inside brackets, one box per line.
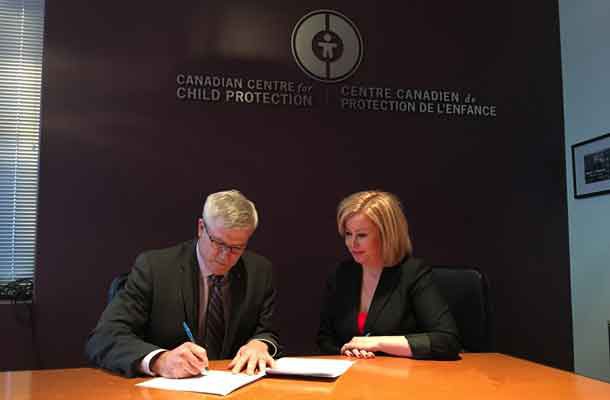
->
[0, 0, 45, 285]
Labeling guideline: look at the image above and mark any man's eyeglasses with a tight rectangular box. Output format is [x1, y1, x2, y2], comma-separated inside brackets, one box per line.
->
[203, 221, 247, 255]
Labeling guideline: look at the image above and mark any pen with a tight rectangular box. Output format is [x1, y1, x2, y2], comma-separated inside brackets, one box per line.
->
[182, 321, 208, 375]
[182, 321, 196, 342]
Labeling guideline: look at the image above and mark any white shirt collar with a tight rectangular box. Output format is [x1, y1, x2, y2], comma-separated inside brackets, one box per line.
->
[195, 239, 214, 278]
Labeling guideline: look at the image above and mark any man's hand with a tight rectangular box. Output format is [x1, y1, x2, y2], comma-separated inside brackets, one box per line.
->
[228, 340, 275, 375]
[150, 342, 209, 378]
[340, 336, 379, 358]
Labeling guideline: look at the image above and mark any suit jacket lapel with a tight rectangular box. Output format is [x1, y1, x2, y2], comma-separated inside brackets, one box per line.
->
[348, 263, 363, 332]
[180, 240, 200, 338]
[365, 266, 401, 334]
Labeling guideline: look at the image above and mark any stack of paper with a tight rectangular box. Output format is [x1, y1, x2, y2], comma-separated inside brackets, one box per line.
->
[267, 357, 354, 378]
[136, 370, 264, 396]
[136, 357, 355, 396]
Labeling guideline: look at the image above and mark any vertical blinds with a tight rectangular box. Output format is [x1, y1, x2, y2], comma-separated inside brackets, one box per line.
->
[0, 0, 45, 285]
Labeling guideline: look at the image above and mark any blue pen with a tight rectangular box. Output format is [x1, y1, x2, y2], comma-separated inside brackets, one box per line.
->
[182, 321, 196, 342]
[182, 321, 208, 375]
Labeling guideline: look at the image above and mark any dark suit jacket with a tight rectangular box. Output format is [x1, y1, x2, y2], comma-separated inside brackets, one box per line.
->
[317, 257, 460, 359]
[85, 240, 280, 377]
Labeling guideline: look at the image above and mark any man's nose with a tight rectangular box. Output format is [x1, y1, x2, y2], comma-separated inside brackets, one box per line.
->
[217, 246, 231, 257]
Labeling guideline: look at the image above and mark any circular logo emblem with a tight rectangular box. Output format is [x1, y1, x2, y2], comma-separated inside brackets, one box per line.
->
[291, 10, 363, 83]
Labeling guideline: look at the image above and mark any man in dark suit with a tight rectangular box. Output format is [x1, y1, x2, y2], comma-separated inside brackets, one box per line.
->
[85, 190, 280, 378]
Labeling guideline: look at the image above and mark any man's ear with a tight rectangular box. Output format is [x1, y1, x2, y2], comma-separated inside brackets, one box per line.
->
[197, 218, 204, 238]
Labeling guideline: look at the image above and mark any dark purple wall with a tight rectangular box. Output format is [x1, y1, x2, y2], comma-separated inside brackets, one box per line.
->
[1, 0, 571, 372]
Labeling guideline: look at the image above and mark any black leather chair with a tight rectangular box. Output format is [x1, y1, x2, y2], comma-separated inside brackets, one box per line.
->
[431, 266, 492, 352]
[107, 272, 129, 304]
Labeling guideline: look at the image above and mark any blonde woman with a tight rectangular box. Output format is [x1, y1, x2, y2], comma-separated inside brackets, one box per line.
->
[317, 190, 459, 359]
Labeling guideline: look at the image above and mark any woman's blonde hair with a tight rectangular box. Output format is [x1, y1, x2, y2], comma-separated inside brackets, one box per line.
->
[337, 190, 412, 266]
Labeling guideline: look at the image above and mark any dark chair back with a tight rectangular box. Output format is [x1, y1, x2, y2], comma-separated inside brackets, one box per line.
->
[107, 272, 129, 304]
[431, 266, 492, 352]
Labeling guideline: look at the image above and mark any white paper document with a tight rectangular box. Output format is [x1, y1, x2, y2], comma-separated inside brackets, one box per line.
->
[267, 357, 354, 378]
[135, 357, 354, 396]
[136, 370, 264, 396]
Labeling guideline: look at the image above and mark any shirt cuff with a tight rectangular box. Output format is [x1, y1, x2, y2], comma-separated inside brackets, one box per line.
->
[140, 349, 166, 376]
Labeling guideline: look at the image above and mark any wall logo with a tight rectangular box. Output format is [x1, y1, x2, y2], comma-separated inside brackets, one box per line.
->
[291, 10, 363, 83]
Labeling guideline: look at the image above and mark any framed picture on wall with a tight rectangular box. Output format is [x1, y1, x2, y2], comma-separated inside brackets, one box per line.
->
[572, 132, 610, 198]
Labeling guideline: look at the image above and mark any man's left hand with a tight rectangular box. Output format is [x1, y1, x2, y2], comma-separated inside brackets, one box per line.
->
[228, 340, 275, 375]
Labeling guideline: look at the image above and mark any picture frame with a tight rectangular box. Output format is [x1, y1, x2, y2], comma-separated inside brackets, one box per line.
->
[571, 132, 610, 199]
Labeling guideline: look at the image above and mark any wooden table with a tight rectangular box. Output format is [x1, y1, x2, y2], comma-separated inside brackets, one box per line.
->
[2, 354, 610, 400]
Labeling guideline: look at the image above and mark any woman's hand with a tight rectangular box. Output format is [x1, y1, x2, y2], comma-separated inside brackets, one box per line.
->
[340, 336, 379, 358]
[341, 336, 413, 358]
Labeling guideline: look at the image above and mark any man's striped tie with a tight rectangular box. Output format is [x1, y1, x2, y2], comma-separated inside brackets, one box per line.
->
[204, 275, 225, 359]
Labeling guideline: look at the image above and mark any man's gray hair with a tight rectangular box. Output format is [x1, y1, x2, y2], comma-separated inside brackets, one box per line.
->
[203, 190, 259, 229]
